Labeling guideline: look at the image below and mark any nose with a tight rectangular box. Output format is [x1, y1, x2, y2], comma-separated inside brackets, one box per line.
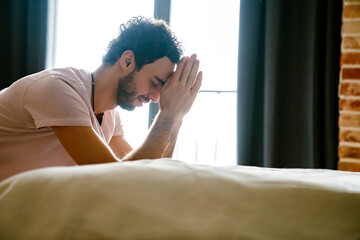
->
[149, 86, 161, 103]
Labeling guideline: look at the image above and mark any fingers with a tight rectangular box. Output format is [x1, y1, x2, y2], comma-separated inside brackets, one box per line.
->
[191, 71, 202, 95]
[170, 54, 201, 91]
[172, 56, 189, 82]
[180, 54, 197, 85]
[186, 59, 200, 87]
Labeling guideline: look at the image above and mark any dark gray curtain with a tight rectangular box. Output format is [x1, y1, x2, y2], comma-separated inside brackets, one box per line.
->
[237, 0, 342, 169]
[0, 0, 48, 90]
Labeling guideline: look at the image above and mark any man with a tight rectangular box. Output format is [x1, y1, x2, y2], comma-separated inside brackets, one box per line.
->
[0, 17, 202, 182]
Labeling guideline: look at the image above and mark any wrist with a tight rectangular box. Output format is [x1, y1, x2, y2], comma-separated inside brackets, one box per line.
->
[156, 110, 183, 127]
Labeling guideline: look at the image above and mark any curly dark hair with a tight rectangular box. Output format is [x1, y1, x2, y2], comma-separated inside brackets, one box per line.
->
[102, 16, 183, 70]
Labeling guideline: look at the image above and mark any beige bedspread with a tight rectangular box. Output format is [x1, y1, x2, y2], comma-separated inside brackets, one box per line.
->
[0, 159, 359, 240]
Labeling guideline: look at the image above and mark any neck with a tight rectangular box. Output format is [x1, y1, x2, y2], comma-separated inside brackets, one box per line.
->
[92, 64, 119, 114]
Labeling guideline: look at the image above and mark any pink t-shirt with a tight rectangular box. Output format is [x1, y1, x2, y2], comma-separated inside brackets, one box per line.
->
[0, 67, 124, 182]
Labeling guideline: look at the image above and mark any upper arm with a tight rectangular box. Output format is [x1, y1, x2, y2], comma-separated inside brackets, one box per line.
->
[109, 135, 133, 159]
[52, 126, 120, 165]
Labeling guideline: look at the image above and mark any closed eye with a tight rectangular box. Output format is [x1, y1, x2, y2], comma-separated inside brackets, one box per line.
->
[155, 76, 166, 86]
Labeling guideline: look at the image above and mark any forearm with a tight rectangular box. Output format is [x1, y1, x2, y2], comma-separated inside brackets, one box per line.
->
[162, 120, 182, 158]
[123, 112, 181, 161]
[52, 126, 121, 165]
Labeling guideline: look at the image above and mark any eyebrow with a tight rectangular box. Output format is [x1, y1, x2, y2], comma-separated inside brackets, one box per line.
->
[155, 76, 166, 86]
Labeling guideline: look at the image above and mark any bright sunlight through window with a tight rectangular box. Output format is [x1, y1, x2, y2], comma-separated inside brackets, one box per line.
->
[170, 0, 239, 165]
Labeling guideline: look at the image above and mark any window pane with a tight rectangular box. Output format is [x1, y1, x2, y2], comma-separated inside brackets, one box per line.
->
[55, 0, 154, 69]
[116, 107, 149, 148]
[54, 0, 153, 148]
[174, 92, 237, 166]
[170, 0, 240, 91]
[171, 0, 239, 165]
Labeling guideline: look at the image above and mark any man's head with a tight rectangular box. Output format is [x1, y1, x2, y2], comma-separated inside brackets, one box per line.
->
[103, 16, 183, 71]
[102, 17, 183, 111]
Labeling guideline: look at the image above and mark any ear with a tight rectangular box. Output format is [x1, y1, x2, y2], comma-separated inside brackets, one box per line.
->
[118, 50, 135, 72]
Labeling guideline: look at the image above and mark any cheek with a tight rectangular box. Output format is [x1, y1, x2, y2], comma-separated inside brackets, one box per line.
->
[131, 76, 143, 94]
[135, 81, 152, 95]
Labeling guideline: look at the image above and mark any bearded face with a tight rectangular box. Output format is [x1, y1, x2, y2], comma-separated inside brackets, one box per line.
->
[115, 56, 175, 111]
[115, 70, 138, 111]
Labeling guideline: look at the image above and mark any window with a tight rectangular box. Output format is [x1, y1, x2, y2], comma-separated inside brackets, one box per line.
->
[170, 0, 240, 165]
[52, 0, 239, 165]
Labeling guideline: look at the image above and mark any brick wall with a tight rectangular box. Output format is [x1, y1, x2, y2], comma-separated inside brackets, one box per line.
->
[338, 0, 360, 171]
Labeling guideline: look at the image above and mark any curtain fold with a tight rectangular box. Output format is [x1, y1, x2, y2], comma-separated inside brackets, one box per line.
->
[237, 0, 342, 169]
[0, 0, 48, 90]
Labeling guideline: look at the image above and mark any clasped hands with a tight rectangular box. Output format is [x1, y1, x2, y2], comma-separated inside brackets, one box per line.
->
[159, 54, 202, 121]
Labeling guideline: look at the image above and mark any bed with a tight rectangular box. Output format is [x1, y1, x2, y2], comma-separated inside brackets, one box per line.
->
[0, 159, 359, 239]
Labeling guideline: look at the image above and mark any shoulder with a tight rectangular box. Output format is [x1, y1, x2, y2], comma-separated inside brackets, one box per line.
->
[42, 67, 91, 91]
[7, 68, 89, 92]
[21, 68, 91, 98]
[22, 68, 93, 112]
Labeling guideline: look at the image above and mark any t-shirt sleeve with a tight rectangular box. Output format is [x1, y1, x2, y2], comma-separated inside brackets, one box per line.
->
[23, 77, 91, 129]
[113, 110, 124, 137]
